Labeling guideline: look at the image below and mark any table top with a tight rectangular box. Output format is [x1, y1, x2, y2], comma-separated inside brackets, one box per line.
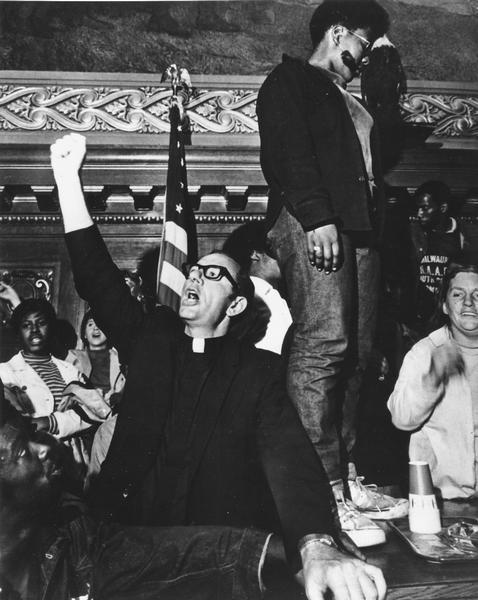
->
[365, 501, 478, 600]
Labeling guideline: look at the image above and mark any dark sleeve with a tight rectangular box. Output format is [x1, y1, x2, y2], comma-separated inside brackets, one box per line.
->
[65, 225, 145, 364]
[255, 359, 338, 572]
[257, 66, 337, 231]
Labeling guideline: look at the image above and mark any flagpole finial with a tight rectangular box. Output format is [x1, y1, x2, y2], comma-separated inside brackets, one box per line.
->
[161, 64, 192, 118]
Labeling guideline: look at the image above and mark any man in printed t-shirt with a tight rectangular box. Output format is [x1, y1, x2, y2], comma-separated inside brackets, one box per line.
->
[410, 180, 465, 329]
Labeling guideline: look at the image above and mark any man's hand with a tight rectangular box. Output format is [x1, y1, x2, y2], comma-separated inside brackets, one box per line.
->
[0, 282, 21, 309]
[50, 133, 86, 182]
[298, 542, 386, 600]
[306, 224, 343, 274]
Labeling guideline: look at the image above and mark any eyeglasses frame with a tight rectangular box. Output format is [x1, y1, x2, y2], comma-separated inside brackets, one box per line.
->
[182, 262, 239, 292]
[344, 27, 372, 53]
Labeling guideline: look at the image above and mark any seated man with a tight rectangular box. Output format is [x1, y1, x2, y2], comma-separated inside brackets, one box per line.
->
[223, 221, 292, 355]
[389, 262, 478, 500]
[0, 402, 316, 600]
[51, 133, 386, 599]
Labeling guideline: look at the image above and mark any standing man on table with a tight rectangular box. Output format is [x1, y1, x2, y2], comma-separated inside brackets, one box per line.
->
[50, 133, 386, 600]
[257, 0, 389, 506]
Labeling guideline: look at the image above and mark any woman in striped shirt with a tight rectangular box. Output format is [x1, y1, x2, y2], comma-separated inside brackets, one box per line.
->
[0, 298, 96, 472]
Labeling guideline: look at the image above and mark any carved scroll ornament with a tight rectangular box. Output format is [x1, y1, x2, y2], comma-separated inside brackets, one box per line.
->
[0, 268, 54, 327]
[401, 92, 478, 137]
[0, 85, 258, 134]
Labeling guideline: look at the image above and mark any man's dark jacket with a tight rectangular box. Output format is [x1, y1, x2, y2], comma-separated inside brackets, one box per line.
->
[257, 55, 384, 235]
[65, 225, 337, 569]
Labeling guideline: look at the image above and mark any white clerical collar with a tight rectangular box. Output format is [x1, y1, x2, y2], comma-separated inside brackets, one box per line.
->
[192, 337, 205, 353]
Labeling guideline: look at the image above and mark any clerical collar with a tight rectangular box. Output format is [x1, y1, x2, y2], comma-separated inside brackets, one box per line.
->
[192, 338, 205, 353]
[184, 335, 225, 354]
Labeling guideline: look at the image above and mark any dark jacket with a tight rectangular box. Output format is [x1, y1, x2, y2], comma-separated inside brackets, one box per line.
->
[257, 55, 384, 234]
[0, 518, 94, 600]
[65, 226, 337, 570]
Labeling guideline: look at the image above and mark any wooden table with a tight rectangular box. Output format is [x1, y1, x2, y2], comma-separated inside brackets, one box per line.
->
[365, 501, 478, 600]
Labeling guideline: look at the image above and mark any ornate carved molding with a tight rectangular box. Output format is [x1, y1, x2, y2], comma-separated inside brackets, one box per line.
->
[0, 184, 269, 223]
[0, 267, 55, 326]
[0, 74, 477, 138]
[402, 92, 478, 137]
[0, 213, 270, 225]
[0, 84, 258, 135]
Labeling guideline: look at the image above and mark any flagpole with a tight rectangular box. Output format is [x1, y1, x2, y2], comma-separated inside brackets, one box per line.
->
[156, 65, 196, 312]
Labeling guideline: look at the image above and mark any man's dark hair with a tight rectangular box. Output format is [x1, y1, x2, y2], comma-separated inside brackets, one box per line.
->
[207, 251, 255, 307]
[223, 222, 269, 271]
[414, 180, 451, 208]
[10, 298, 56, 333]
[309, 0, 389, 48]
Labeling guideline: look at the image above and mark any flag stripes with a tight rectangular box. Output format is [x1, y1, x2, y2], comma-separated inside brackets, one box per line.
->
[156, 102, 197, 312]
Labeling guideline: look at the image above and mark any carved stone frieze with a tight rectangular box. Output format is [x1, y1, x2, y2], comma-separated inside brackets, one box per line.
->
[2, 80, 476, 138]
[0, 84, 258, 134]
[0, 85, 172, 133]
[401, 92, 478, 137]
[187, 89, 257, 133]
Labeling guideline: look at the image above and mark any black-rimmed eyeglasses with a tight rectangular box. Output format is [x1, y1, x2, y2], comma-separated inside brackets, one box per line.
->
[182, 263, 239, 291]
[345, 28, 372, 53]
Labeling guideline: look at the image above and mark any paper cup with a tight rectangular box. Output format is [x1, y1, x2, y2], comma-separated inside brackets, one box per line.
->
[408, 461, 441, 534]
[409, 461, 434, 496]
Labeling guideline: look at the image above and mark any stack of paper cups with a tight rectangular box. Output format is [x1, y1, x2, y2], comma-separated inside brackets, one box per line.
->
[408, 461, 441, 534]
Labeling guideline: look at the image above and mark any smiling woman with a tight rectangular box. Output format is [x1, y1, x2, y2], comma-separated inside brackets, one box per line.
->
[388, 261, 478, 499]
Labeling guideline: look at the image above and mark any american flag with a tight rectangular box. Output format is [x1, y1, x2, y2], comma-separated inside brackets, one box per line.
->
[156, 103, 197, 312]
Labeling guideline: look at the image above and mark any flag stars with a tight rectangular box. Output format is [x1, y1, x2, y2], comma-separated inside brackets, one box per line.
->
[176, 204, 183, 214]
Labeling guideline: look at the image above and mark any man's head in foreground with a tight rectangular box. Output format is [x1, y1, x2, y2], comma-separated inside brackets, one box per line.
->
[0, 409, 65, 566]
[179, 251, 254, 338]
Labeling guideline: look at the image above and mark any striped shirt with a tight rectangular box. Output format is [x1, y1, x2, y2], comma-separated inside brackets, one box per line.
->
[22, 353, 66, 410]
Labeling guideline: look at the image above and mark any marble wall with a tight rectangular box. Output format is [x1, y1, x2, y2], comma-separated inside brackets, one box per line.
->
[0, 0, 477, 82]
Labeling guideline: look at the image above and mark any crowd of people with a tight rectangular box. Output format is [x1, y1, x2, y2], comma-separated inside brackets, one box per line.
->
[1, 1, 478, 599]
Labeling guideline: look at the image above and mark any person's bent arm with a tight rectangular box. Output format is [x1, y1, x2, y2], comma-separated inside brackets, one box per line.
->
[32, 409, 91, 438]
[50, 133, 93, 233]
[256, 361, 386, 599]
[0, 282, 21, 310]
[51, 134, 149, 362]
[388, 341, 461, 430]
[257, 69, 343, 272]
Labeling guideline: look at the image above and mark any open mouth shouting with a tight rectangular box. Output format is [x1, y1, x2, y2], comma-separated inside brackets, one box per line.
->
[182, 287, 200, 306]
